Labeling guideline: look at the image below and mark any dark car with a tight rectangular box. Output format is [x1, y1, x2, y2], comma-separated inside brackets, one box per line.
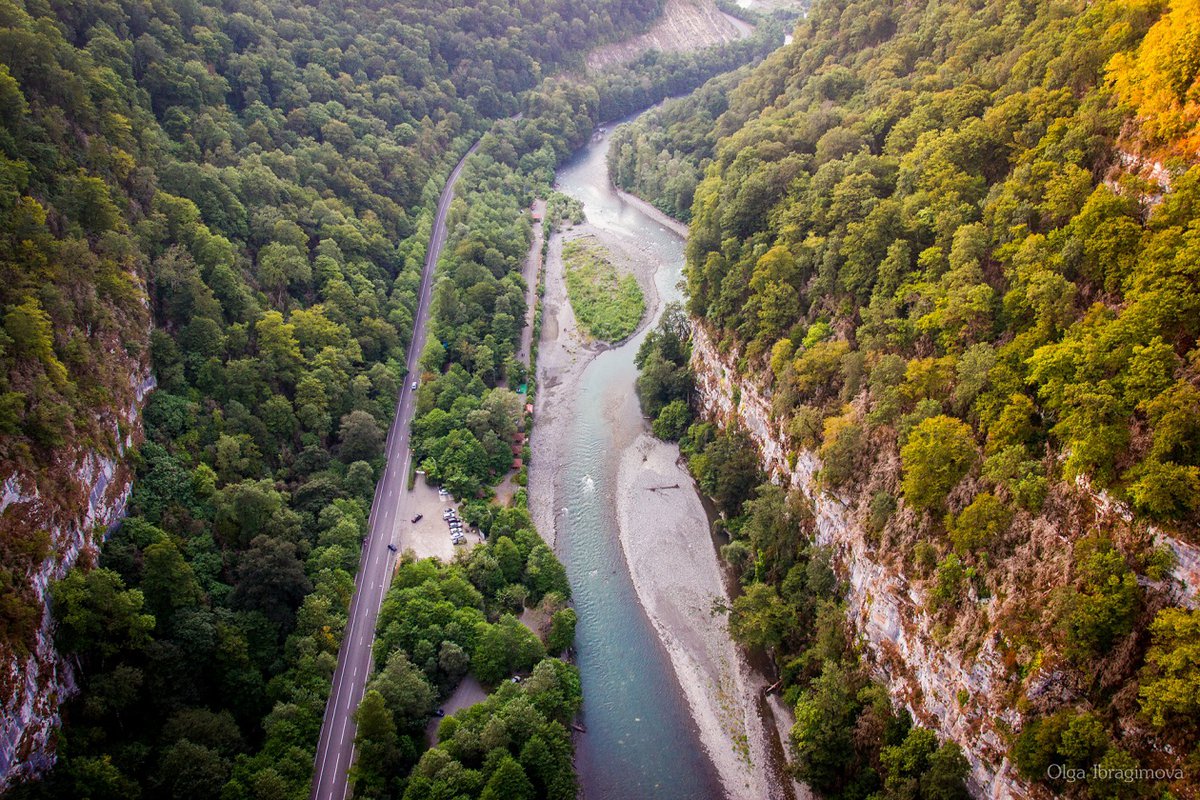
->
[411, 514, 423, 523]
[387, 543, 397, 552]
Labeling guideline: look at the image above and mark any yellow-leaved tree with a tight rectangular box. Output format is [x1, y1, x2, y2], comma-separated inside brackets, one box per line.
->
[1109, 0, 1200, 156]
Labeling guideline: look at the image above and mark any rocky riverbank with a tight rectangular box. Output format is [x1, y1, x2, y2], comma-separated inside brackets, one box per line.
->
[528, 221, 661, 550]
[528, 167, 800, 797]
[615, 433, 804, 800]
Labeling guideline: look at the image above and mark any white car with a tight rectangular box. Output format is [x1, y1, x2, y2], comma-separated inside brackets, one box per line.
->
[410, 380, 418, 391]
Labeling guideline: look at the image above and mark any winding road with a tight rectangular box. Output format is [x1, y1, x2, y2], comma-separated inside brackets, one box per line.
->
[309, 140, 479, 800]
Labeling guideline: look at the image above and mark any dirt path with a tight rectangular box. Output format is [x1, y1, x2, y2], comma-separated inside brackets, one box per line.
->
[515, 199, 545, 370]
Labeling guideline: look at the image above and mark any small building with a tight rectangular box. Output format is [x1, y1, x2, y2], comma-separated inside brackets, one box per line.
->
[512, 457, 523, 470]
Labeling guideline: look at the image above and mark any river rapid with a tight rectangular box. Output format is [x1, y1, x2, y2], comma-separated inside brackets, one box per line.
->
[541, 124, 728, 800]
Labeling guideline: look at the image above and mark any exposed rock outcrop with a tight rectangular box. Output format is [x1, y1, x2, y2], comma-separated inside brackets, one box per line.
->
[690, 323, 1028, 799]
[0, 369, 155, 787]
[691, 321, 1200, 797]
[585, 0, 752, 71]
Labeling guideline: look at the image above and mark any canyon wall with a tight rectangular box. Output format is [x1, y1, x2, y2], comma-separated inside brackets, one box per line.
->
[690, 323, 1200, 799]
[0, 369, 155, 787]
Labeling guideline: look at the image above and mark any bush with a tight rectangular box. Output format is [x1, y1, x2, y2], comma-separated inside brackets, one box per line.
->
[652, 399, 692, 440]
[473, 615, 546, 685]
[1012, 709, 1113, 791]
[1139, 607, 1200, 732]
[901, 416, 977, 512]
[819, 413, 865, 488]
[946, 492, 1010, 556]
[562, 237, 645, 342]
[546, 608, 577, 654]
[1062, 536, 1138, 661]
[928, 554, 965, 610]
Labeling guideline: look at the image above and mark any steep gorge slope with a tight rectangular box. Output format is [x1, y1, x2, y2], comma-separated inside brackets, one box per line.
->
[0, 0, 668, 792]
[585, 0, 750, 71]
[621, 0, 1200, 796]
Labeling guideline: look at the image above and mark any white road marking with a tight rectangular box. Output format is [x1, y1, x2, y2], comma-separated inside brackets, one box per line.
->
[311, 142, 479, 800]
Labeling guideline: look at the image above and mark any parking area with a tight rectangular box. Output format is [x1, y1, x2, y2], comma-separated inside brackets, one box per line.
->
[395, 475, 481, 561]
[424, 675, 487, 745]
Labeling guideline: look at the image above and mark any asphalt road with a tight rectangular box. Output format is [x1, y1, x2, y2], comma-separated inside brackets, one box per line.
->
[309, 140, 480, 800]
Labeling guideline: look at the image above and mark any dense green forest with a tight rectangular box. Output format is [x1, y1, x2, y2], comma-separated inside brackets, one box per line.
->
[562, 236, 645, 342]
[352, 518, 577, 800]
[609, 66, 749, 220]
[0, 0, 685, 797]
[406, 78, 593, 500]
[0, 0, 794, 795]
[627, 0, 1200, 796]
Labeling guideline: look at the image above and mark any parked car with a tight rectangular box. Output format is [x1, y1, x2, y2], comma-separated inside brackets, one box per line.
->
[411, 514, 423, 523]
[387, 543, 397, 552]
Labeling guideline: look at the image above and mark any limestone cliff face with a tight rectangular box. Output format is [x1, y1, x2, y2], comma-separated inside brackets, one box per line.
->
[689, 323, 1199, 799]
[0, 369, 155, 788]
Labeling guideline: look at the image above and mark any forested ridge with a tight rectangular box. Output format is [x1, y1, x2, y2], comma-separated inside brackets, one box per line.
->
[624, 0, 1200, 796]
[0, 0, 796, 794]
[0, 0, 691, 797]
[609, 66, 749, 220]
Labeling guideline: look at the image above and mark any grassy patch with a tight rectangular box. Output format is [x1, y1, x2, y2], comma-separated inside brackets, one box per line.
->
[563, 236, 645, 342]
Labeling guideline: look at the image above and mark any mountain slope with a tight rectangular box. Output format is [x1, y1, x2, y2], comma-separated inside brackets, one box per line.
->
[0, 0, 666, 791]
[620, 0, 1200, 795]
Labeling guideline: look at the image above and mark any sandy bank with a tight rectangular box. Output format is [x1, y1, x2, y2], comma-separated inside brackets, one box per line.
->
[605, 190, 807, 799]
[616, 433, 791, 800]
[527, 136, 803, 798]
[613, 188, 690, 240]
[528, 222, 662, 550]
